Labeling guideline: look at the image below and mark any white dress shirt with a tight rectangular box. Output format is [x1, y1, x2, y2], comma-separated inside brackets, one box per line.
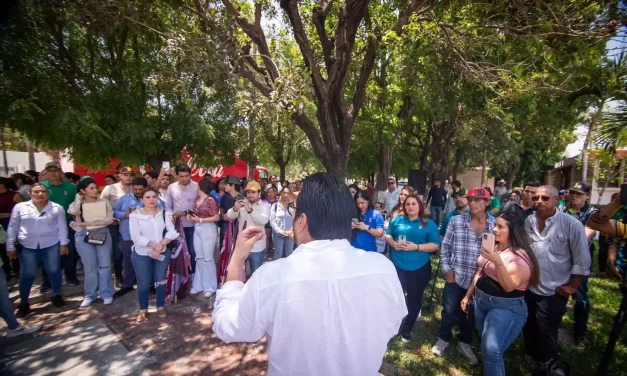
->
[129, 209, 179, 256]
[226, 201, 270, 253]
[213, 239, 408, 376]
[381, 188, 400, 213]
[100, 182, 130, 207]
[7, 201, 69, 251]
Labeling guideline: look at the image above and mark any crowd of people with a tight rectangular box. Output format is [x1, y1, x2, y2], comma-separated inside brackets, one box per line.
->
[0, 163, 623, 376]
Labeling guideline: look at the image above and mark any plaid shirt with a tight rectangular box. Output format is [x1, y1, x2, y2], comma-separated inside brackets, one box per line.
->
[559, 202, 597, 227]
[440, 212, 496, 289]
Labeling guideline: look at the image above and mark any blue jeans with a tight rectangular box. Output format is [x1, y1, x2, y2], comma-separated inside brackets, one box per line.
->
[183, 226, 196, 274]
[108, 225, 123, 281]
[439, 282, 473, 344]
[474, 288, 528, 376]
[0, 268, 19, 329]
[19, 243, 62, 304]
[272, 232, 294, 260]
[75, 229, 115, 300]
[573, 275, 590, 337]
[247, 252, 265, 274]
[431, 206, 443, 227]
[131, 251, 171, 311]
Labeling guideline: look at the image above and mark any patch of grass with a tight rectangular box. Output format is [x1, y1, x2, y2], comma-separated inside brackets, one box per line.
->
[384, 252, 627, 375]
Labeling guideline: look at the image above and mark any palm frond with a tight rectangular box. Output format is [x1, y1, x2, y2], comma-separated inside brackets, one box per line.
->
[597, 104, 627, 152]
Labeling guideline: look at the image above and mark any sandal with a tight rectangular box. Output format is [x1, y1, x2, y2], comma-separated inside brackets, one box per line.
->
[136, 311, 148, 323]
[158, 307, 167, 318]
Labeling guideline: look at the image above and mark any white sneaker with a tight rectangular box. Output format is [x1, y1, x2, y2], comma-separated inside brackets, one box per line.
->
[80, 298, 94, 308]
[431, 338, 450, 356]
[190, 289, 201, 295]
[457, 342, 479, 365]
[103, 297, 113, 305]
[203, 291, 215, 298]
[7, 324, 42, 338]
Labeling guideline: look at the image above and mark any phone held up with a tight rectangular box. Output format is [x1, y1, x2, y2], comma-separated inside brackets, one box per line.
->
[162, 161, 170, 171]
[482, 233, 495, 253]
[237, 193, 246, 201]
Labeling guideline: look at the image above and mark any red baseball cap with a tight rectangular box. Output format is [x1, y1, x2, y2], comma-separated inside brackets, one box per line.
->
[467, 187, 490, 200]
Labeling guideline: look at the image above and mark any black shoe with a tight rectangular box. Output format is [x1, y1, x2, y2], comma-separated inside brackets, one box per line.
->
[51, 294, 66, 307]
[113, 287, 134, 298]
[39, 284, 51, 293]
[574, 333, 587, 347]
[400, 331, 412, 344]
[67, 280, 80, 286]
[16, 303, 32, 318]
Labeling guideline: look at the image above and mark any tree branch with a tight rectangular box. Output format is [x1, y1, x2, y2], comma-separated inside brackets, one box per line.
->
[313, 0, 336, 72]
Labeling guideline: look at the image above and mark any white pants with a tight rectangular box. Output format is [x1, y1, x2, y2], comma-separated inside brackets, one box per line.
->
[192, 222, 218, 293]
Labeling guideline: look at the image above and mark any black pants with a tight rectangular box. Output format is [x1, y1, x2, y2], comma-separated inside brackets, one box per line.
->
[598, 235, 609, 273]
[396, 262, 431, 336]
[523, 291, 568, 363]
[62, 225, 78, 282]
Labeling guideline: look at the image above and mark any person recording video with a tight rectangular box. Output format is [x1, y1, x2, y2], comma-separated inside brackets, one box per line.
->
[587, 192, 627, 238]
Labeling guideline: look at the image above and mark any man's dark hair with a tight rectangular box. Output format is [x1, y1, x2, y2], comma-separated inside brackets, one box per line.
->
[452, 180, 462, 188]
[355, 190, 374, 211]
[525, 183, 540, 188]
[11, 173, 34, 185]
[296, 173, 354, 241]
[25, 170, 39, 182]
[175, 165, 192, 174]
[64, 172, 80, 183]
[105, 174, 116, 182]
[132, 178, 148, 188]
[144, 171, 159, 180]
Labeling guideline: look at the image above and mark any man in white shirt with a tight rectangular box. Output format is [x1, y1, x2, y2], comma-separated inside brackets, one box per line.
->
[381, 177, 400, 213]
[226, 181, 270, 274]
[213, 173, 407, 376]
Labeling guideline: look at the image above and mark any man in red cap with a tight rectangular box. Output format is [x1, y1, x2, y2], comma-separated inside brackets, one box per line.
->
[432, 187, 494, 365]
[101, 167, 134, 287]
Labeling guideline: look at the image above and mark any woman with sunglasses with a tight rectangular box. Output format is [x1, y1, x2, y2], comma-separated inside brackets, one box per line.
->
[390, 186, 415, 219]
[351, 191, 385, 252]
[385, 194, 440, 343]
[461, 211, 539, 376]
[270, 187, 295, 259]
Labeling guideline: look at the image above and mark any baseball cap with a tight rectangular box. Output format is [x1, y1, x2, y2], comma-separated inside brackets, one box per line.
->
[498, 179, 505, 184]
[452, 188, 468, 197]
[569, 181, 591, 195]
[119, 167, 133, 174]
[244, 181, 262, 192]
[44, 162, 62, 170]
[467, 187, 490, 200]
[225, 175, 241, 185]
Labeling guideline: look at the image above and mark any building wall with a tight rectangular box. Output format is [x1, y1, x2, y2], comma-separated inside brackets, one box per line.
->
[457, 168, 495, 190]
[0, 151, 74, 177]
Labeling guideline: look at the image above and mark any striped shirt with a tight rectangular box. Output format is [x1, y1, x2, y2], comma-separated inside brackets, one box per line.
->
[440, 212, 496, 290]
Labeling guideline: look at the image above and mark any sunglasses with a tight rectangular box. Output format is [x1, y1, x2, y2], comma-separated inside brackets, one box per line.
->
[287, 202, 297, 216]
[531, 195, 551, 202]
[388, 182, 395, 185]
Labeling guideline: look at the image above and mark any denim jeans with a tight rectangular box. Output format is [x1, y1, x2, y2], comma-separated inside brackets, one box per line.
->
[75, 229, 115, 300]
[439, 281, 473, 344]
[573, 275, 590, 338]
[108, 224, 123, 281]
[272, 232, 294, 260]
[131, 251, 171, 311]
[183, 226, 196, 274]
[192, 222, 218, 293]
[19, 243, 62, 304]
[396, 262, 431, 336]
[119, 240, 136, 289]
[474, 288, 528, 376]
[431, 206, 443, 227]
[247, 251, 265, 274]
[0, 268, 19, 329]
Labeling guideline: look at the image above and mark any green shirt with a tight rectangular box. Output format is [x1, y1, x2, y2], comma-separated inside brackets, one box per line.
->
[42, 180, 77, 222]
[490, 196, 501, 211]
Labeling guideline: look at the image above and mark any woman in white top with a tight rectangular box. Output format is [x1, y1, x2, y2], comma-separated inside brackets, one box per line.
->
[270, 186, 294, 260]
[68, 177, 115, 308]
[129, 188, 179, 323]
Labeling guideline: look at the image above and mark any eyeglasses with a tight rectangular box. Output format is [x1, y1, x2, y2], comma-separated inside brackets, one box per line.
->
[287, 202, 297, 216]
[531, 195, 551, 202]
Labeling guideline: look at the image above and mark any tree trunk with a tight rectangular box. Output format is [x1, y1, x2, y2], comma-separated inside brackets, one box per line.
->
[452, 148, 462, 181]
[506, 160, 523, 191]
[0, 127, 8, 177]
[480, 149, 488, 186]
[582, 101, 604, 181]
[248, 118, 256, 181]
[375, 142, 393, 193]
[146, 154, 170, 175]
[27, 141, 36, 171]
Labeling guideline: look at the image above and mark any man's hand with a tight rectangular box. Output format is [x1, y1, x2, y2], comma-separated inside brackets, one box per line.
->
[607, 264, 623, 281]
[112, 218, 120, 225]
[556, 285, 577, 298]
[7, 250, 16, 260]
[232, 227, 264, 262]
[233, 200, 245, 211]
[444, 270, 456, 284]
[60, 245, 69, 256]
[175, 210, 186, 217]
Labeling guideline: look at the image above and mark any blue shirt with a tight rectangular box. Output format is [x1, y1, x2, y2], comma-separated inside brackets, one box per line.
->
[386, 216, 440, 271]
[440, 209, 470, 236]
[113, 193, 165, 241]
[351, 208, 384, 252]
[210, 190, 222, 205]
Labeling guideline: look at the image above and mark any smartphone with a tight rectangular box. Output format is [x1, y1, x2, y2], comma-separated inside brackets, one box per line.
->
[621, 184, 627, 206]
[482, 233, 495, 253]
[237, 193, 246, 201]
[352, 218, 360, 225]
[162, 161, 170, 171]
[187, 209, 195, 216]
[398, 235, 407, 244]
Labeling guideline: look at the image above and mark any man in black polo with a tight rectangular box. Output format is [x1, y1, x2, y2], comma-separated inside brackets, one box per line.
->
[219, 176, 241, 248]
